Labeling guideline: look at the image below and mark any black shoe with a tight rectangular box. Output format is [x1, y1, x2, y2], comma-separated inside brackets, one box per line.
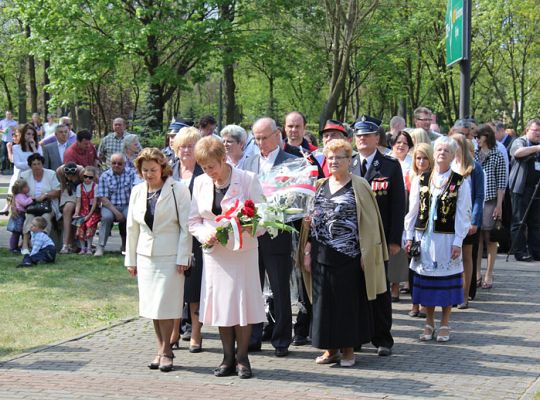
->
[237, 364, 252, 379]
[292, 335, 308, 346]
[147, 355, 161, 370]
[274, 347, 289, 357]
[391, 296, 400, 303]
[377, 347, 392, 356]
[16, 262, 33, 268]
[354, 345, 362, 352]
[213, 364, 236, 377]
[515, 254, 533, 262]
[159, 354, 174, 372]
[248, 343, 261, 352]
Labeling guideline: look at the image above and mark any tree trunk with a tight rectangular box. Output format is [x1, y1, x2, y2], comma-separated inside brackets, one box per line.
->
[0, 75, 13, 112]
[268, 76, 276, 120]
[17, 58, 27, 122]
[220, 0, 239, 124]
[26, 26, 38, 114]
[223, 63, 238, 124]
[145, 81, 164, 133]
[42, 58, 50, 116]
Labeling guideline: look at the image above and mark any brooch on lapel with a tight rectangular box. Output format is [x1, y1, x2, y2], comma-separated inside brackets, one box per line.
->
[373, 160, 380, 168]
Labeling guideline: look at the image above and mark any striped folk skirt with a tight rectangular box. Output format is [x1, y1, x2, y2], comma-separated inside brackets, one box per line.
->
[412, 272, 463, 307]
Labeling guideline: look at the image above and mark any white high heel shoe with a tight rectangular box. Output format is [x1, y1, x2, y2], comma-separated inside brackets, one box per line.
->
[436, 326, 451, 342]
[419, 324, 435, 341]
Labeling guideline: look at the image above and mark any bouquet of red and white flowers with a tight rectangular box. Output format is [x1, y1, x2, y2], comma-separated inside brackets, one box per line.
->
[203, 199, 296, 251]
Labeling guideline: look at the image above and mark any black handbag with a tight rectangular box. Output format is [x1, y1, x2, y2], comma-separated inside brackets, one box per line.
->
[489, 218, 506, 243]
[408, 240, 421, 258]
[26, 199, 52, 216]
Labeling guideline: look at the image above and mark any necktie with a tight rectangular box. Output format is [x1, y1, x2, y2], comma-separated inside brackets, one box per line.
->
[361, 159, 368, 177]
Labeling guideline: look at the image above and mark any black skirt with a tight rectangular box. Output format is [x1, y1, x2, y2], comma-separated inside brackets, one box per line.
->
[311, 242, 373, 349]
[183, 239, 203, 303]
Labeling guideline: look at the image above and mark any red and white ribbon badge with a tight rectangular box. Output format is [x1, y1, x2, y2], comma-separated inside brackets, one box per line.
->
[215, 199, 243, 250]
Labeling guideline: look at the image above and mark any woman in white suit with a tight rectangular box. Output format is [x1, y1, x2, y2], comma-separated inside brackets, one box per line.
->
[125, 148, 192, 372]
[189, 136, 266, 379]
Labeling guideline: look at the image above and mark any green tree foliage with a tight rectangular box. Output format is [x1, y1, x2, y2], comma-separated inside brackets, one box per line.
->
[0, 0, 538, 133]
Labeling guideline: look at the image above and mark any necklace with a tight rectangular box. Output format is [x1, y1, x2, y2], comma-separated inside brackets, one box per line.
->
[429, 170, 451, 190]
[215, 166, 232, 189]
[147, 189, 161, 201]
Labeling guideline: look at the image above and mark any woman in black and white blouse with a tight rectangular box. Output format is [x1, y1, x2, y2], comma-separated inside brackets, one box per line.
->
[474, 125, 507, 289]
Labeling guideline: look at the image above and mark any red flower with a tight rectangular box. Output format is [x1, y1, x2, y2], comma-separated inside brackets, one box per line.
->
[241, 199, 256, 218]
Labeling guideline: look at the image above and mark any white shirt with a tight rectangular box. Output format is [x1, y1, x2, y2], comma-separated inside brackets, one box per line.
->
[496, 140, 510, 182]
[260, 146, 280, 173]
[57, 141, 68, 163]
[359, 149, 378, 171]
[405, 171, 472, 277]
[43, 122, 58, 138]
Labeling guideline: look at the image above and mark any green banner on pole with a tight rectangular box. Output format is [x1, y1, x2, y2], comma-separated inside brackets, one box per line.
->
[446, 0, 464, 66]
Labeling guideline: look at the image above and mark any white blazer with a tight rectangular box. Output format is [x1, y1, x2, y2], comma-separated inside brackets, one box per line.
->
[125, 177, 192, 267]
[189, 167, 264, 252]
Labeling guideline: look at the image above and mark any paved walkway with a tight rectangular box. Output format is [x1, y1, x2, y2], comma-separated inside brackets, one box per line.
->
[1, 255, 539, 399]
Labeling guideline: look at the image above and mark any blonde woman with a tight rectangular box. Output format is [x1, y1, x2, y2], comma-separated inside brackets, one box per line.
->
[407, 143, 433, 318]
[409, 128, 431, 147]
[170, 127, 205, 352]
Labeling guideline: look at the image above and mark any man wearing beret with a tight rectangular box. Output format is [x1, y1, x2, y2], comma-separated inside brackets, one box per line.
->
[350, 116, 406, 356]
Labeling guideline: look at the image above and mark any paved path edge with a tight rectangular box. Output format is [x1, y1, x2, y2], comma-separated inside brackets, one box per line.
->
[521, 374, 540, 399]
[0, 316, 139, 365]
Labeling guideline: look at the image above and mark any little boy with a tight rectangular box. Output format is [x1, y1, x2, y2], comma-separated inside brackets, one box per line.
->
[17, 216, 56, 268]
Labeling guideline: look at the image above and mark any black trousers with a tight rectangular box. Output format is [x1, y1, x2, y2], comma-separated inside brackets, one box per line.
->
[511, 188, 540, 258]
[369, 262, 394, 349]
[250, 251, 292, 349]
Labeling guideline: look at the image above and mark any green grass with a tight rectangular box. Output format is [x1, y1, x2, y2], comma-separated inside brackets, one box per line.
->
[0, 249, 138, 359]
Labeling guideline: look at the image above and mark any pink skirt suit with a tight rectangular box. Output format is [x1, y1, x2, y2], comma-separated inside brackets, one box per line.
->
[188, 167, 266, 327]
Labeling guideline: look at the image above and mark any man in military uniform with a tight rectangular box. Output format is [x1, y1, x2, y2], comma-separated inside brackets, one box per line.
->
[350, 116, 406, 356]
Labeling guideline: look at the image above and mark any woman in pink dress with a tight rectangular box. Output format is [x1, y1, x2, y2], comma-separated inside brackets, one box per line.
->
[188, 136, 266, 379]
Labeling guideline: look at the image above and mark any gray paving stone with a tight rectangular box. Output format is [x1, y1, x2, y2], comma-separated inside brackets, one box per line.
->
[1, 255, 539, 399]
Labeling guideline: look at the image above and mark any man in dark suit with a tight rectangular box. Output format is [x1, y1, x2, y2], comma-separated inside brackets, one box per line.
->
[243, 117, 297, 357]
[43, 124, 69, 171]
[350, 116, 406, 356]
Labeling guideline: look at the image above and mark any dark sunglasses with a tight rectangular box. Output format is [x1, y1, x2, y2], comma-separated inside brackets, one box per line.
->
[83, 175, 94, 179]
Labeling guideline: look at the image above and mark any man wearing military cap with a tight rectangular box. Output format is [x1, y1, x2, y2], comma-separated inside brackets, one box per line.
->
[162, 118, 192, 164]
[316, 119, 352, 177]
[351, 115, 406, 356]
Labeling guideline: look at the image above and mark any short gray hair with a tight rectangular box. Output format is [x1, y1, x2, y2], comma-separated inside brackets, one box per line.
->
[220, 124, 247, 144]
[122, 134, 140, 151]
[389, 116, 406, 129]
[433, 136, 457, 158]
[111, 152, 127, 163]
[253, 117, 277, 133]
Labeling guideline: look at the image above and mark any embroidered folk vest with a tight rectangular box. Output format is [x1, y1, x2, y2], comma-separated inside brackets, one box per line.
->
[415, 170, 464, 234]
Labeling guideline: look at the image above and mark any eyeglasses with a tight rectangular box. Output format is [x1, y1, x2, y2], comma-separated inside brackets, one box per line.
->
[64, 167, 77, 174]
[326, 156, 349, 161]
[83, 175, 94, 179]
[416, 118, 431, 122]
